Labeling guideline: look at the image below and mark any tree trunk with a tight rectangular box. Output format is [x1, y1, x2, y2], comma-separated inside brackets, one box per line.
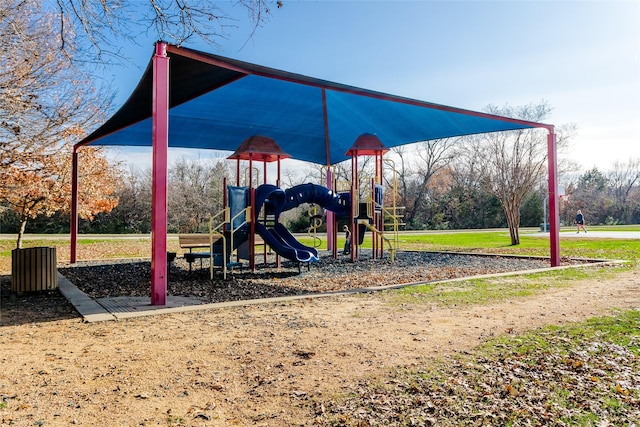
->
[504, 203, 520, 245]
[508, 221, 520, 245]
[16, 217, 28, 249]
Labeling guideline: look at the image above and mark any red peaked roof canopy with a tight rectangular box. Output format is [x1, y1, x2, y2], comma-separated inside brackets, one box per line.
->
[227, 135, 291, 162]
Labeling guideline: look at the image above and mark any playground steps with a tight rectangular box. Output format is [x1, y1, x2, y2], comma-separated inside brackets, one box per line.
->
[356, 219, 399, 262]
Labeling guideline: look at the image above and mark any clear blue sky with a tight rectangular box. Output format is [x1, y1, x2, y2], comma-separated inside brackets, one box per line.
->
[105, 0, 640, 172]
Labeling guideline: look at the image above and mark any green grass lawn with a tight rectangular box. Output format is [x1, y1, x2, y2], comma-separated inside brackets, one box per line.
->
[385, 264, 631, 308]
[397, 231, 640, 260]
[303, 226, 640, 261]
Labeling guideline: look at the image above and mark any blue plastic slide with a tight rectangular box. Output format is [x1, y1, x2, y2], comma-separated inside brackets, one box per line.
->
[254, 223, 318, 263]
[253, 183, 351, 263]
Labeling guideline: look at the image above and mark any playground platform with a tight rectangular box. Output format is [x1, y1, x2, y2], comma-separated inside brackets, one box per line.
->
[57, 273, 204, 322]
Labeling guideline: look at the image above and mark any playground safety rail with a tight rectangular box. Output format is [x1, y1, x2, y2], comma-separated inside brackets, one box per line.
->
[208, 206, 252, 280]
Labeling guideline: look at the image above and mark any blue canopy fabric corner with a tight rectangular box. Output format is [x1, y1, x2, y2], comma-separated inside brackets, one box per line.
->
[77, 44, 551, 165]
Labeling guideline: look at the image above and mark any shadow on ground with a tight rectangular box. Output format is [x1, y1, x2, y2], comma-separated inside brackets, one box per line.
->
[0, 275, 79, 327]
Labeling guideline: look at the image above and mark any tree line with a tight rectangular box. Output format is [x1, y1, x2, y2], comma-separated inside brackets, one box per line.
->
[2, 149, 637, 239]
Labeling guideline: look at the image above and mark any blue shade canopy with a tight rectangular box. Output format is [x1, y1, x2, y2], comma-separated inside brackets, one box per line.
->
[77, 44, 551, 165]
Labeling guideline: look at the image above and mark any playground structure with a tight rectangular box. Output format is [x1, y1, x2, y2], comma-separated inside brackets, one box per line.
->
[201, 134, 404, 278]
[70, 42, 562, 306]
[343, 133, 403, 262]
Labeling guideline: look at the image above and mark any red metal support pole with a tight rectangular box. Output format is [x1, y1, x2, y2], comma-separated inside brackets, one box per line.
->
[322, 88, 335, 255]
[371, 177, 377, 260]
[151, 42, 170, 306]
[249, 155, 256, 271]
[376, 153, 383, 259]
[378, 153, 384, 259]
[326, 168, 334, 253]
[373, 157, 378, 259]
[350, 153, 358, 262]
[547, 130, 561, 267]
[277, 156, 281, 188]
[70, 147, 79, 263]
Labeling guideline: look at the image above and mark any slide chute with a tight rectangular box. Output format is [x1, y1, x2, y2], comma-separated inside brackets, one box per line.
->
[253, 183, 351, 263]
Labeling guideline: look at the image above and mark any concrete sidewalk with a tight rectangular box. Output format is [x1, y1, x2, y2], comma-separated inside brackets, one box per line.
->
[531, 231, 640, 239]
[57, 273, 206, 322]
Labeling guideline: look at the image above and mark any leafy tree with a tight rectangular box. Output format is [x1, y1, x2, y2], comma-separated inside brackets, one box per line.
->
[0, 146, 121, 247]
[569, 167, 611, 225]
[441, 185, 505, 230]
[0, 1, 118, 247]
[579, 167, 609, 191]
[520, 188, 545, 227]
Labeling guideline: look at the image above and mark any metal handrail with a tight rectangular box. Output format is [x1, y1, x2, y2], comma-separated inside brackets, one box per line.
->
[209, 208, 229, 280]
[208, 206, 252, 280]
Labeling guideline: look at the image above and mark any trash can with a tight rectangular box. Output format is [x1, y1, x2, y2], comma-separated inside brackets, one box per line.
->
[539, 223, 549, 232]
[11, 247, 58, 292]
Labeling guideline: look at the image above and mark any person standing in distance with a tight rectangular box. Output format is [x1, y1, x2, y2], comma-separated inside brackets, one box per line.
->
[575, 210, 587, 234]
[342, 224, 352, 254]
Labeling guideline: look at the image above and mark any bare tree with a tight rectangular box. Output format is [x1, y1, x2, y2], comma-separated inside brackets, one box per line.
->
[566, 167, 610, 225]
[392, 139, 456, 228]
[391, 145, 412, 215]
[104, 167, 153, 233]
[447, 153, 505, 229]
[608, 158, 640, 223]
[47, 0, 278, 63]
[167, 157, 229, 233]
[1, 1, 109, 170]
[460, 101, 575, 245]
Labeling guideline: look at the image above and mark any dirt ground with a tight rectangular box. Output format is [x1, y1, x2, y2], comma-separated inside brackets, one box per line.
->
[1, 267, 639, 426]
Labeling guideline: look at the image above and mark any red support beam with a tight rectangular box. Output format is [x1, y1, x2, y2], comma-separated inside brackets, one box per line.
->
[547, 130, 561, 267]
[326, 168, 334, 253]
[151, 42, 170, 305]
[70, 148, 79, 263]
[249, 155, 256, 272]
[350, 154, 358, 262]
[322, 88, 336, 253]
